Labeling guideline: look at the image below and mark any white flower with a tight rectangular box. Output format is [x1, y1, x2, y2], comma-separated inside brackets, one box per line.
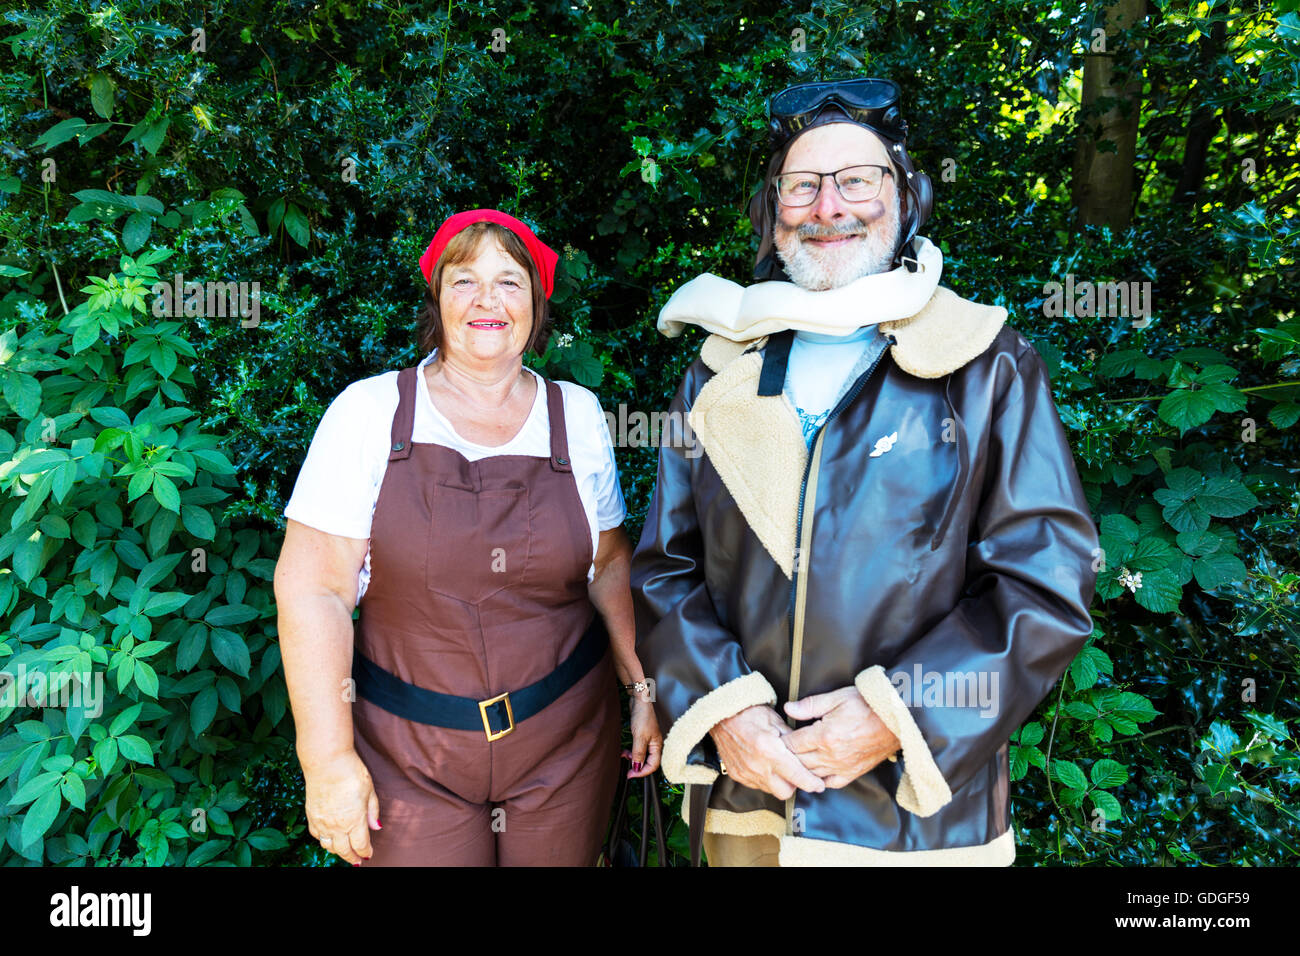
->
[555, 333, 574, 349]
[1117, 567, 1143, 593]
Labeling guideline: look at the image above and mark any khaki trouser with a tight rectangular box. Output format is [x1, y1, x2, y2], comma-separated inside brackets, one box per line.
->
[702, 832, 782, 867]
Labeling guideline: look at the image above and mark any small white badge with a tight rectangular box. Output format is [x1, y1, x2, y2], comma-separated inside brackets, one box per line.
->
[869, 431, 899, 458]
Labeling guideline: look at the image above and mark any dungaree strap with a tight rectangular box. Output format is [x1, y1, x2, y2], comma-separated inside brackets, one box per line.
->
[388, 367, 417, 461]
[544, 378, 572, 473]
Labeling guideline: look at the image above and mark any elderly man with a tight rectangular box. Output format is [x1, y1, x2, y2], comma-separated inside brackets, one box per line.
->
[630, 77, 1099, 866]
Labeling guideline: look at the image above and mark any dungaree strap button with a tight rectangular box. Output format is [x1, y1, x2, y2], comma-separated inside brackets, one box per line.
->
[555, 456, 569, 466]
[392, 441, 405, 451]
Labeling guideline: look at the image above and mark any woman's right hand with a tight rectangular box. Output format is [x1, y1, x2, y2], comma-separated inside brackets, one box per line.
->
[303, 749, 381, 865]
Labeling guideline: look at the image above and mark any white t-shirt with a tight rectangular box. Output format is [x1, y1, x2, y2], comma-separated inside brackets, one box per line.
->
[283, 349, 627, 600]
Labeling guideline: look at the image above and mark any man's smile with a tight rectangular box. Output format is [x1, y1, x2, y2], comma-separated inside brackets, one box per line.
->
[804, 234, 863, 248]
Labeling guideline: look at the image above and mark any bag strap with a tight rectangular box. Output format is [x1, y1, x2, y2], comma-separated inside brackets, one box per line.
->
[688, 780, 713, 866]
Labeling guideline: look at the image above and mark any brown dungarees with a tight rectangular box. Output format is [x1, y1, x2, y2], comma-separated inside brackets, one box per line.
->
[352, 366, 620, 866]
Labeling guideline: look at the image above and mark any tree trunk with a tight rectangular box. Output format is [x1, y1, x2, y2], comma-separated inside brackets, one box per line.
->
[1172, 18, 1227, 205]
[1072, 0, 1146, 230]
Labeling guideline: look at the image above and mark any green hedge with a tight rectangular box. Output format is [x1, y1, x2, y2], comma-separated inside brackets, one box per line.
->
[1, 0, 1296, 865]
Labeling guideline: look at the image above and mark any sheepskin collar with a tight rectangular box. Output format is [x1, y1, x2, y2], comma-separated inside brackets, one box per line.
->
[686, 285, 1006, 578]
[659, 236, 945, 341]
[696, 285, 1007, 379]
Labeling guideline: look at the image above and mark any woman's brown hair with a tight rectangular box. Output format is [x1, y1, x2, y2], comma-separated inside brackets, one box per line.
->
[416, 221, 552, 356]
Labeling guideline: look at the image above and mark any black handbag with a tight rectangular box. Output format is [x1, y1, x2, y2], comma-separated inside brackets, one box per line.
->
[598, 768, 672, 867]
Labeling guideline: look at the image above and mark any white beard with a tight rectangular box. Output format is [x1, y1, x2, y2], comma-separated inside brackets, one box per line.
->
[774, 191, 902, 291]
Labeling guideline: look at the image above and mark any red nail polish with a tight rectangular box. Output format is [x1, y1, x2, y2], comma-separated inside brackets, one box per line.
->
[633, 761, 642, 772]
[376, 820, 382, 829]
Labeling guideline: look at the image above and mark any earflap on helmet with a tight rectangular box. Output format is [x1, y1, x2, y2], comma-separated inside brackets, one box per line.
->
[885, 139, 933, 271]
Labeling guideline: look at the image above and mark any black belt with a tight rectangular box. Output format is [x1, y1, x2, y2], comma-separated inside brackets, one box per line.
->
[352, 615, 608, 741]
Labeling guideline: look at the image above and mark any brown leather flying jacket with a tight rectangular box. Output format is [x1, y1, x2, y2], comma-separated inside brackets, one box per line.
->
[630, 286, 1100, 865]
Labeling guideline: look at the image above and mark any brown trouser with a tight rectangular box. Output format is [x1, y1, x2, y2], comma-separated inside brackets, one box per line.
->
[351, 367, 620, 866]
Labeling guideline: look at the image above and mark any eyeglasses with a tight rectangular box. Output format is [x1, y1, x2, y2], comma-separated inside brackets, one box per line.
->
[774, 164, 894, 207]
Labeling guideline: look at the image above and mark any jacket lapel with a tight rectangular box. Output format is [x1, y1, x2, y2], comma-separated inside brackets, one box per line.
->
[687, 285, 1006, 577]
[689, 347, 805, 579]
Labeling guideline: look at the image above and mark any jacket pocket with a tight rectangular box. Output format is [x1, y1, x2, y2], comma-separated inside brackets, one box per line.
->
[426, 484, 532, 605]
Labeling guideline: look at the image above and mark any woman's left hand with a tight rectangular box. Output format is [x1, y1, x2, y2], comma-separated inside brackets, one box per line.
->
[624, 696, 663, 778]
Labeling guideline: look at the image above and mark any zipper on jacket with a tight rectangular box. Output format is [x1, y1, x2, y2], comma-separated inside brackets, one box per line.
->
[783, 336, 891, 833]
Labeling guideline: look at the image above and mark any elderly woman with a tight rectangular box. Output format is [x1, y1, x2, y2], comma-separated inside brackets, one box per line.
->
[274, 208, 661, 866]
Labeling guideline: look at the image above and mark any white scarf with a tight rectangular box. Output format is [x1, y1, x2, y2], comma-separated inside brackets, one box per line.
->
[657, 235, 943, 341]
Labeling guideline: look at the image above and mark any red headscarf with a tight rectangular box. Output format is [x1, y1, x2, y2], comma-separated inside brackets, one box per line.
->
[419, 209, 560, 299]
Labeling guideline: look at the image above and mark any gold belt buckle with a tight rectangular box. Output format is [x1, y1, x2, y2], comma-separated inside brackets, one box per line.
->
[478, 691, 515, 741]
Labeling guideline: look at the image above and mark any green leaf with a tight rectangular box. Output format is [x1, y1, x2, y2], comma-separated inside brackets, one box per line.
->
[205, 604, 261, 626]
[1268, 402, 1300, 428]
[1197, 476, 1259, 518]
[1176, 529, 1220, 557]
[71, 319, 100, 353]
[191, 448, 236, 475]
[1202, 763, 1235, 797]
[138, 554, 183, 591]
[144, 591, 191, 617]
[247, 828, 289, 850]
[133, 659, 159, 697]
[139, 116, 170, 155]
[93, 737, 118, 776]
[1009, 746, 1029, 781]
[190, 684, 219, 734]
[1192, 552, 1249, 589]
[21, 787, 62, 846]
[1204, 719, 1239, 757]
[1128, 536, 1176, 572]
[1090, 789, 1123, 823]
[1243, 711, 1289, 741]
[1069, 647, 1100, 689]
[1158, 388, 1217, 432]
[1090, 758, 1129, 788]
[110, 702, 144, 736]
[187, 839, 230, 866]
[1162, 467, 1205, 501]
[283, 202, 310, 247]
[61, 772, 87, 810]
[122, 212, 152, 252]
[127, 468, 153, 502]
[116, 735, 155, 765]
[1132, 567, 1182, 613]
[3, 371, 41, 418]
[181, 504, 216, 540]
[209, 628, 251, 677]
[90, 73, 117, 118]
[177, 624, 207, 670]
[1099, 513, 1140, 543]
[1053, 760, 1088, 791]
[9, 771, 62, 805]
[152, 473, 181, 513]
[1015, 721, 1045, 747]
[91, 406, 132, 428]
[1159, 495, 1209, 533]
